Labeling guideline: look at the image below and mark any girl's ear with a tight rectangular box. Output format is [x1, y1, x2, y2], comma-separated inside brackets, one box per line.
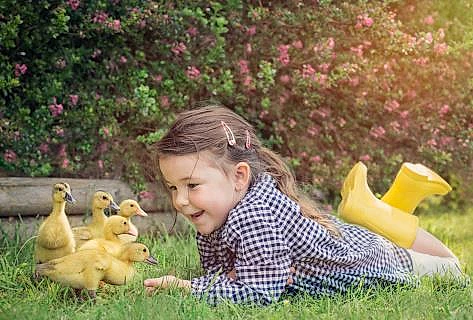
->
[234, 162, 251, 191]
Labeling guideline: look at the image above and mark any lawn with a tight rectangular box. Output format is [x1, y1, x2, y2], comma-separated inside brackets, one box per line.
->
[1, 207, 472, 320]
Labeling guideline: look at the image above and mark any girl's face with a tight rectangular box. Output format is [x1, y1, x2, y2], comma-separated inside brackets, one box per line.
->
[159, 152, 244, 235]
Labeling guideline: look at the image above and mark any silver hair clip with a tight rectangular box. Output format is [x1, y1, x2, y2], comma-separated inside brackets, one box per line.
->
[221, 121, 236, 146]
[245, 130, 251, 149]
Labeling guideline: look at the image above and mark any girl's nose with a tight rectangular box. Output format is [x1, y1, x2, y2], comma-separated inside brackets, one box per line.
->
[174, 189, 190, 209]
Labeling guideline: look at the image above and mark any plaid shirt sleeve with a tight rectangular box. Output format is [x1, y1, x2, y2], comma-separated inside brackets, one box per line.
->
[191, 201, 292, 305]
[195, 233, 222, 273]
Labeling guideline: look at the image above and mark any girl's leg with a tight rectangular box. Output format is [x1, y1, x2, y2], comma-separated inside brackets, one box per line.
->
[411, 227, 457, 258]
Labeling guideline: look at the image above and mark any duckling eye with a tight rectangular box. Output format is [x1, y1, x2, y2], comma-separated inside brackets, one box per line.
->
[58, 188, 63, 192]
[130, 204, 134, 207]
[124, 221, 127, 225]
[102, 196, 108, 200]
[142, 248, 147, 252]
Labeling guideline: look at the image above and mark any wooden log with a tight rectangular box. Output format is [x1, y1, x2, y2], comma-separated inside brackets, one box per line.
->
[0, 177, 172, 217]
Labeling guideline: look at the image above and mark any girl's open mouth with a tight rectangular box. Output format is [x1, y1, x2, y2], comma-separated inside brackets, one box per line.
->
[191, 210, 204, 221]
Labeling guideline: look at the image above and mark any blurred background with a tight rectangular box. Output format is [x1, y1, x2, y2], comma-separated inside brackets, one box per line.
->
[1, 0, 472, 212]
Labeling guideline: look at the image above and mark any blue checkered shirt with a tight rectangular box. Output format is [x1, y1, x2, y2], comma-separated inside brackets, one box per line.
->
[191, 173, 414, 305]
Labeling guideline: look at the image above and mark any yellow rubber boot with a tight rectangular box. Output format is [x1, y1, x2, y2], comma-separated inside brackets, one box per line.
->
[338, 162, 419, 248]
[381, 163, 452, 214]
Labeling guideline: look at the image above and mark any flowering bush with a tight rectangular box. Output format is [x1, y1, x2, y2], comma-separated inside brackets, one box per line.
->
[1, 0, 472, 205]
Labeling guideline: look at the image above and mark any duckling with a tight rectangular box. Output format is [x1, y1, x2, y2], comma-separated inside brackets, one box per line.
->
[72, 191, 119, 248]
[78, 215, 137, 258]
[35, 243, 158, 300]
[117, 199, 148, 243]
[34, 182, 76, 263]
[103, 243, 158, 285]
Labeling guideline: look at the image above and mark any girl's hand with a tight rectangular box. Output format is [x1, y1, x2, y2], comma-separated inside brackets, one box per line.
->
[144, 275, 191, 294]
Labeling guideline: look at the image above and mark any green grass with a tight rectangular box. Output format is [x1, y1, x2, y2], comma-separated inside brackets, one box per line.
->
[1, 208, 472, 320]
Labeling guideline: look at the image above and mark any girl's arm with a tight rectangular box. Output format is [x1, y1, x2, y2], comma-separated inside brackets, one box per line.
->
[189, 202, 292, 305]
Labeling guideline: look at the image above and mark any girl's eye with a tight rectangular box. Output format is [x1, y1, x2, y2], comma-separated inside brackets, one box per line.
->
[187, 183, 199, 189]
[168, 185, 177, 191]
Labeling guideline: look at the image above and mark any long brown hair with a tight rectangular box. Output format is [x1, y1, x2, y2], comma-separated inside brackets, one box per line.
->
[155, 104, 339, 236]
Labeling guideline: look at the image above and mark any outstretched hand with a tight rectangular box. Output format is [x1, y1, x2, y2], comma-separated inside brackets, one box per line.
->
[144, 275, 191, 295]
[144, 266, 296, 295]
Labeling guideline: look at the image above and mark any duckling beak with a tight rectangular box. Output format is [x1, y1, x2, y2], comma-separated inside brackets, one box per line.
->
[145, 255, 159, 266]
[136, 207, 148, 217]
[109, 200, 120, 212]
[127, 224, 138, 237]
[64, 192, 76, 204]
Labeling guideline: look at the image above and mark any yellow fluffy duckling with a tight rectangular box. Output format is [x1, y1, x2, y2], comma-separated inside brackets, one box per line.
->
[78, 215, 137, 258]
[117, 199, 148, 243]
[72, 191, 119, 248]
[34, 182, 76, 263]
[35, 243, 158, 300]
[103, 243, 158, 285]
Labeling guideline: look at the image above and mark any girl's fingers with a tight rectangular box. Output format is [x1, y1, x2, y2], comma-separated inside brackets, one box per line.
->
[144, 278, 161, 287]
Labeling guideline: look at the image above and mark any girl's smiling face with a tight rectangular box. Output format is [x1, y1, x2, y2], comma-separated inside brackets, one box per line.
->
[159, 152, 247, 235]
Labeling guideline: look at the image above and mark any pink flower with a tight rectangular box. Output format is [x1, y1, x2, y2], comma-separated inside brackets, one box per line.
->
[302, 64, 316, 78]
[349, 76, 359, 87]
[61, 158, 70, 169]
[426, 139, 437, 147]
[58, 144, 67, 158]
[434, 43, 448, 55]
[279, 74, 291, 84]
[424, 32, 433, 44]
[370, 126, 386, 139]
[400, 111, 409, 119]
[49, 97, 64, 117]
[171, 42, 187, 56]
[326, 37, 335, 50]
[97, 160, 104, 170]
[246, 26, 256, 36]
[243, 75, 253, 87]
[439, 104, 450, 116]
[102, 127, 111, 137]
[160, 96, 170, 108]
[318, 63, 330, 73]
[310, 155, 322, 163]
[92, 49, 102, 59]
[92, 11, 108, 24]
[238, 60, 250, 75]
[14, 64, 27, 77]
[363, 17, 373, 27]
[3, 149, 17, 163]
[68, 0, 80, 10]
[55, 127, 65, 137]
[338, 118, 346, 127]
[39, 143, 49, 154]
[288, 118, 297, 128]
[292, 40, 303, 49]
[278, 44, 290, 66]
[119, 56, 127, 64]
[69, 94, 79, 106]
[153, 74, 163, 83]
[259, 110, 269, 119]
[187, 26, 198, 37]
[424, 15, 435, 25]
[109, 19, 121, 32]
[185, 66, 201, 79]
[390, 121, 401, 133]
[359, 154, 371, 162]
[384, 100, 400, 112]
[245, 43, 252, 54]
[307, 126, 320, 137]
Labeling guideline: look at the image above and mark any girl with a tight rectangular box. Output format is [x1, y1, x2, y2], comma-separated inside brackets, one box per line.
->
[144, 105, 463, 305]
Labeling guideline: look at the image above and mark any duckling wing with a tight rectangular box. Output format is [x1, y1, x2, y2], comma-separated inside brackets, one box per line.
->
[72, 226, 93, 241]
[37, 250, 111, 290]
